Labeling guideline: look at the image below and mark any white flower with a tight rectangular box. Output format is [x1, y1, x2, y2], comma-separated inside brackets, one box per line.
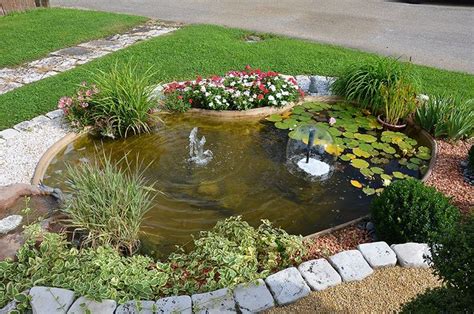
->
[282, 100, 288, 105]
[276, 93, 282, 99]
[200, 86, 206, 92]
[205, 92, 210, 97]
[282, 91, 289, 96]
[244, 91, 250, 96]
[268, 95, 275, 101]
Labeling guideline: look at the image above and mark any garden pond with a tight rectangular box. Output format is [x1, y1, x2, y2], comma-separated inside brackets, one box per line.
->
[43, 102, 432, 256]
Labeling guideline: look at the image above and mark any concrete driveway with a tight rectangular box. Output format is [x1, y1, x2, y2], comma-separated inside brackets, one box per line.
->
[52, 0, 474, 73]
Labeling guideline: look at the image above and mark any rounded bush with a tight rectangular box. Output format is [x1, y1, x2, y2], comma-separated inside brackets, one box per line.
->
[370, 179, 460, 243]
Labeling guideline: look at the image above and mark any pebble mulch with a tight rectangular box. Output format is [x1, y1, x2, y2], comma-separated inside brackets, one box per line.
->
[425, 140, 474, 214]
[266, 267, 441, 313]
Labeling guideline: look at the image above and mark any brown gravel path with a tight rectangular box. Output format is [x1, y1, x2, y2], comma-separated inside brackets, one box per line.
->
[426, 140, 473, 215]
[266, 267, 441, 313]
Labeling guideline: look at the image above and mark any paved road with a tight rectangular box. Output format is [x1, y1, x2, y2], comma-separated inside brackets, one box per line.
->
[52, 0, 474, 73]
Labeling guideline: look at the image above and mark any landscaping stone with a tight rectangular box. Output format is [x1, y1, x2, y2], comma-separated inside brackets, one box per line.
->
[115, 300, 156, 314]
[0, 215, 23, 234]
[51, 46, 109, 61]
[78, 39, 125, 51]
[357, 241, 397, 268]
[265, 267, 311, 306]
[28, 56, 77, 73]
[10, 67, 57, 84]
[391, 243, 432, 268]
[31, 115, 51, 127]
[67, 297, 116, 314]
[0, 79, 22, 94]
[0, 300, 17, 314]
[30, 286, 75, 314]
[156, 295, 192, 314]
[309, 75, 334, 96]
[329, 250, 374, 282]
[233, 279, 275, 313]
[14, 120, 35, 132]
[0, 128, 19, 141]
[46, 109, 65, 120]
[191, 288, 236, 313]
[295, 75, 310, 92]
[297, 258, 342, 291]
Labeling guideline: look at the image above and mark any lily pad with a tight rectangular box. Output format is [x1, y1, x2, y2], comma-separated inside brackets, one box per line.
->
[325, 144, 344, 156]
[342, 131, 355, 139]
[353, 147, 371, 158]
[351, 159, 369, 169]
[406, 163, 419, 170]
[266, 114, 283, 122]
[274, 121, 288, 129]
[383, 145, 396, 154]
[355, 133, 377, 143]
[360, 168, 374, 178]
[370, 167, 384, 174]
[350, 180, 363, 188]
[392, 171, 405, 179]
[362, 187, 376, 195]
[409, 157, 422, 165]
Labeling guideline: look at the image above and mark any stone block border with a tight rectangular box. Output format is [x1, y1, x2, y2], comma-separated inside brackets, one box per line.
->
[0, 242, 432, 313]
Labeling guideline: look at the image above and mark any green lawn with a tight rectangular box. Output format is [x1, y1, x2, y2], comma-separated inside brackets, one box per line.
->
[1, 24, 473, 129]
[0, 8, 146, 68]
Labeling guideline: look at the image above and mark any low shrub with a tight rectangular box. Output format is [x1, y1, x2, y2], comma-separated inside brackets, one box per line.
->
[0, 217, 305, 309]
[331, 57, 420, 114]
[370, 179, 460, 243]
[415, 95, 474, 140]
[162, 66, 303, 111]
[400, 286, 471, 313]
[64, 155, 154, 255]
[59, 62, 158, 138]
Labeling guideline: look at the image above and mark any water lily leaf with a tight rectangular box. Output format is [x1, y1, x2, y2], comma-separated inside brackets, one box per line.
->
[346, 140, 360, 149]
[353, 147, 371, 158]
[351, 159, 369, 169]
[266, 114, 283, 122]
[380, 173, 392, 180]
[325, 144, 344, 156]
[362, 187, 376, 195]
[381, 136, 392, 143]
[371, 142, 385, 150]
[406, 163, 419, 170]
[392, 171, 405, 179]
[375, 188, 385, 194]
[399, 158, 408, 165]
[409, 157, 422, 165]
[383, 145, 396, 154]
[370, 167, 384, 174]
[328, 127, 342, 137]
[355, 133, 377, 143]
[342, 131, 355, 139]
[288, 130, 303, 140]
[416, 150, 431, 160]
[350, 180, 363, 188]
[292, 106, 305, 114]
[274, 121, 288, 129]
[339, 154, 352, 161]
[360, 167, 374, 178]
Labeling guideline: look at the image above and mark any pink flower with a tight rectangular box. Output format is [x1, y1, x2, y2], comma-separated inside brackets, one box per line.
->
[80, 102, 89, 108]
[58, 97, 72, 109]
[329, 117, 337, 126]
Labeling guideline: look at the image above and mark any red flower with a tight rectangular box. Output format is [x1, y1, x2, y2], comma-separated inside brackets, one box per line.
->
[245, 65, 252, 70]
[178, 95, 183, 100]
[189, 99, 193, 104]
[257, 94, 264, 100]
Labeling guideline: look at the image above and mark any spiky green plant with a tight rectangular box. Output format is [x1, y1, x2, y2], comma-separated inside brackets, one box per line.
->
[380, 78, 417, 125]
[64, 155, 154, 255]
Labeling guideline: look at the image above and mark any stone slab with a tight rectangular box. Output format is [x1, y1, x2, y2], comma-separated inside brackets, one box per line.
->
[329, 250, 374, 282]
[28, 56, 77, 73]
[30, 286, 75, 314]
[0, 215, 23, 234]
[358, 241, 397, 268]
[191, 288, 236, 313]
[265, 267, 311, 306]
[115, 300, 156, 314]
[391, 243, 432, 268]
[67, 297, 116, 314]
[156, 295, 192, 314]
[78, 39, 125, 52]
[233, 279, 275, 313]
[297, 258, 342, 291]
[0, 128, 19, 140]
[0, 300, 17, 314]
[0, 80, 23, 94]
[51, 47, 109, 61]
[46, 109, 65, 120]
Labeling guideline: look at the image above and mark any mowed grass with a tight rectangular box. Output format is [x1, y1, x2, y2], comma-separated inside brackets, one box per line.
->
[0, 8, 146, 68]
[1, 24, 473, 129]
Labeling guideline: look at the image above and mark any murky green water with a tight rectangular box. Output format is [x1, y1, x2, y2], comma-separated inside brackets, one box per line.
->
[44, 112, 428, 256]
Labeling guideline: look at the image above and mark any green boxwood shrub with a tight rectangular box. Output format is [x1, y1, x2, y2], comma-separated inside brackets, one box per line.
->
[370, 179, 460, 243]
[400, 286, 471, 313]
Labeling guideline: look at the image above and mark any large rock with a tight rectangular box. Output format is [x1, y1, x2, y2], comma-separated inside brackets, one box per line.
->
[156, 296, 192, 314]
[0, 215, 23, 234]
[329, 250, 374, 282]
[0, 300, 18, 314]
[192, 288, 236, 313]
[297, 258, 342, 291]
[30, 286, 75, 314]
[265, 267, 311, 306]
[233, 279, 275, 313]
[357, 241, 397, 268]
[391, 243, 432, 268]
[67, 297, 116, 314]
[115, 300, 156, 314]
[0, 129, 18, 141]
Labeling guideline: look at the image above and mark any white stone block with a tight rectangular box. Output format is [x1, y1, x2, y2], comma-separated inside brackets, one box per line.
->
[329, 250, 374, 282]
[265, 267, 311, 306]
[30, 286, 75, 314]
[192, 288, 236, 313]
[391, 243, 432, 268]
[358, 241, 397, 268]
[156, 295, 192, 314]
[233, 279, 275, 313]
[298, 258, 342, 291]
[67, 297, 116, 314]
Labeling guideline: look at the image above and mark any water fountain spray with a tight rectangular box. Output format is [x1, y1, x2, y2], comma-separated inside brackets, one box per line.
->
[188, 127, 213, 166]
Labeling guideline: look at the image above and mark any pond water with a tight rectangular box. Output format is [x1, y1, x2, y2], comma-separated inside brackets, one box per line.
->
[44, 103, 430, 257]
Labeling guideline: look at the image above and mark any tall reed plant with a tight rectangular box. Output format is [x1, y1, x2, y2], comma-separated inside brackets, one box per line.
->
[380, 79, 417, 125]
[415, 95, 474, 140]
[331, 57, 420, 114]
[64, 155, 154, 255]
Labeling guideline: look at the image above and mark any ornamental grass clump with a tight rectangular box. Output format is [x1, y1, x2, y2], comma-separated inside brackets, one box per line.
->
[415, 94, 474, 140]
[380, 77, 417, 125]
[64, 155, 154, 255]
[163, 65, 303, 111]
[370, 179, 460, 244]
[331, 57, 419, 115]
[58, 62, 158, 138]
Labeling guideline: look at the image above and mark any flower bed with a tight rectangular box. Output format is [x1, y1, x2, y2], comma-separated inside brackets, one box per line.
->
[163, 66, 303, 111]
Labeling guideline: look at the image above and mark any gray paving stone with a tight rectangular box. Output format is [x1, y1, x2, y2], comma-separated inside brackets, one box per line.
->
[192, 288, 236, 313]
[297, 258, 342, 291]
[0, 128, 19, 140]
[295, 75, 310, 92]
[233, 279, 275, 313]
[115, 300, 156, 314]
[78, 39, 125, 52]
[329, 250, 374, 282]
[358, 241, 397, 268]
[67, 297, 116, 314]
[0, 215, 23, 234]
[11, 67, 57, 84]
[156, 295, 192, 314]
[46, 109, 65, 120]
[30, 286, 75, 314]
[28, 56, 77, 72]
[391, 243, 432, 268]
[0, 80, 23, 94]
[51, 47, 109, 61]
[31, 115, 51, 126]
[13, 120, 34, 132]
[0, 300, 17, 314]
[265, 267, 311, 306]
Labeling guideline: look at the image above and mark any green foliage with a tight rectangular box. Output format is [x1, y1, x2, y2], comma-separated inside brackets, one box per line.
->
[163, 90, 192, 112]
[429, 213, 474, 299]
[64, 155, 154, 255]
[380, 78, 417, 125]
[400, 286, 472, 313]
[1, 24, 473, 130]
[370, 179, 460, 243]
[469, 144, 474, 171]
[331, 57, 420, 114]
[0, 217, 305, 308]
[415, 95, 474, 140]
